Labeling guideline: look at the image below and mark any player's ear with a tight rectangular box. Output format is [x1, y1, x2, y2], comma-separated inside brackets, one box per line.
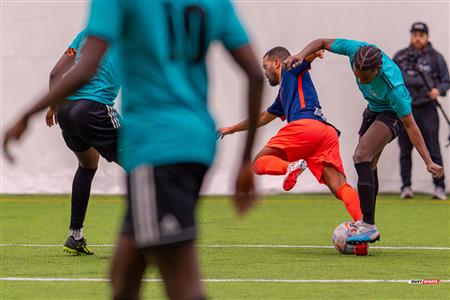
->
[275, 58, 281, 69]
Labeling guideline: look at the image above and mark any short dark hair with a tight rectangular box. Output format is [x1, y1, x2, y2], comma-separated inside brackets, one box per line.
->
[354, 46, 382, 71]
[264, 46, 291, 61]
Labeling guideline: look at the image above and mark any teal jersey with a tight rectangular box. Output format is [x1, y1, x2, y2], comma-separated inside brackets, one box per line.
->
[330, 39, 412, 118]
[66, 29, 120, 106]
[86, 1, 249, 171]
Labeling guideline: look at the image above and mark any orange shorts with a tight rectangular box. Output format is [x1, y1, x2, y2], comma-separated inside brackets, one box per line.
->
[265, 119, 345, 183]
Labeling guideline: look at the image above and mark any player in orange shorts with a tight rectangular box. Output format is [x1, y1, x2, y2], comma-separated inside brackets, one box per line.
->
[219, 47, 363, 228]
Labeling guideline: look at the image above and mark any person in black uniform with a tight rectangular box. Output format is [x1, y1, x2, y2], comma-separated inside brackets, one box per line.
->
[394, 22, 450, 200]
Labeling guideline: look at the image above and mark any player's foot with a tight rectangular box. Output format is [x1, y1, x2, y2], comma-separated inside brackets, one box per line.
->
[432, 186, 447, 200]
[63, 236, 94, 255]
[283, 159, 307, 191]
[400, 186, 413, 199]
[354, 243, 368, 256]
[347, 220, 380, 245]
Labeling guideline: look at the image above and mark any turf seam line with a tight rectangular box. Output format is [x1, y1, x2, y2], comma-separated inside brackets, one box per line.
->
[1, 244, 449, 250]
[1, 278, 449, 283]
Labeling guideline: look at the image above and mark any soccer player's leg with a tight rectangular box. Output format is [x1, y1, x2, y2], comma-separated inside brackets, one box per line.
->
[349, 120, 392, 244]
[321, 163, 368, 255]
[303, 122, 363, 222]
[372, 152, 382, 206]
[253, 147, 290, 176]
[253, 147, 308, 191]
[154, 240, 204, 299]
[57, 101, 99, 255]
[116, 164, 208, 299]
[322, 165, 362, 222]
[253, 122, 310, 191]
[110, 234, 146, 300]
[62, 148, 99, 255]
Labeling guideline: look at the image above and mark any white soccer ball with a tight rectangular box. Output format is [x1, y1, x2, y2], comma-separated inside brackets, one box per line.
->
[332, 221, 357, 254]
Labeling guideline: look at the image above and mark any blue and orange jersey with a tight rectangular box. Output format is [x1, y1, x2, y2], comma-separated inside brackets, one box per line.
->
[267, 61, 326, 123]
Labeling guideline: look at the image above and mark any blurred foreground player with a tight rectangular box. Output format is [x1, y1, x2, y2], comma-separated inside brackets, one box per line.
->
[285, 38, 444, 245]
[3, 1, 263, 299]
[219, 47, 363, 223]
[46, 29, 121, 255]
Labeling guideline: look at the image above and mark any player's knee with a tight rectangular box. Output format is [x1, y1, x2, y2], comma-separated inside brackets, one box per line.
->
[353, 149, 370, 164]
[75, 148, 100, 169]
[79, 163, 98, 170]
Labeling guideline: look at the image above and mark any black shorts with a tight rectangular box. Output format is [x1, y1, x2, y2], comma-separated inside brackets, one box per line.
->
[358, 107, 403, 142]
[57, 99, 120, 162]
[122, 163, 208, 249]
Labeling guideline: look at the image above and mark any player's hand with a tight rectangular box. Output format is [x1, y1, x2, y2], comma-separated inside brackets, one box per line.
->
[45, 108, 58, 127]
[426, 162, 444, 178]
[3, 116, 29, 163]
[283, 54, 304, 70]
[217, 127, 235, 140]
[428, 88, 440, 100]
[317, 50, 325, 59]
[234, 160, 258, 215]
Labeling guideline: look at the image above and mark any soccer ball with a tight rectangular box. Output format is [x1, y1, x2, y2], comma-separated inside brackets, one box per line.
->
[332, 221, 357, 254]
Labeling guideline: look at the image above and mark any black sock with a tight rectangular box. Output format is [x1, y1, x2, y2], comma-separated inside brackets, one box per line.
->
[355, 161, 376, 225]
[373, 168, 379, 204]
[70, 166, 97, 230]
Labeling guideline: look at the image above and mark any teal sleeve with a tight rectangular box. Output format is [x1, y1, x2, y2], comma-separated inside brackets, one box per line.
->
[86, 0, 124, 44]
[330, 38, 366, 59]
[220, 2, 249, 50]
[387, 85, 412, 118]
[69, 30, 87, 50]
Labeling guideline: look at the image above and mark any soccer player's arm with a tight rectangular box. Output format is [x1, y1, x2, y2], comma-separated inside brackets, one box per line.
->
[218, 111, 277, 138]
[219, 1, 264, 213]
[49, 49, 76, 91]
[284, 38, 335, 69]
[286, 51, 325, 76]
[48, 30, 88, 92]
[218, 91, 282, 137]
[391, 85, 444, 178]
[45, 35, 80, 127]
[285, 38, 364, 69]
[3, 0, 121, 162]
[305, 50, 324, 64]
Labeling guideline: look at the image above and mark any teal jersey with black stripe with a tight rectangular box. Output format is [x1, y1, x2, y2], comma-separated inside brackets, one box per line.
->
[330, 39, 412, 118]
[66, 29, 120, 106]
[86, 1, 249, 171]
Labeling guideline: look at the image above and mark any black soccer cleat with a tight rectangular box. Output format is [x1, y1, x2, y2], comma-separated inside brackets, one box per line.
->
[63, 236, 94, 255]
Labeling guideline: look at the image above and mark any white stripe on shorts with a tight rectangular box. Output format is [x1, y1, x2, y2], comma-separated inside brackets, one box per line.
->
[130, 166, 160, 247]
[106, 106, 119, 129]
[111, 107, 121, 128]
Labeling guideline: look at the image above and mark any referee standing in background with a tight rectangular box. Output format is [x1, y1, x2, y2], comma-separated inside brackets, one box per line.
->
[394, 22, 449, 200]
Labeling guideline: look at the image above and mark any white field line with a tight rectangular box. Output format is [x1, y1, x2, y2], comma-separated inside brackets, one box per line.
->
[0, 244, 449, 250]
[1, 277, 449, 284]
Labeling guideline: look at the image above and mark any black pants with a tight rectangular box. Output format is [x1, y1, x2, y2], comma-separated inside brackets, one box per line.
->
[398, 102, 445, 189]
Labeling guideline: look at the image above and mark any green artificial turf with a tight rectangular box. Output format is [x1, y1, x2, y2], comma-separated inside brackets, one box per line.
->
[1, 194, 449, 299]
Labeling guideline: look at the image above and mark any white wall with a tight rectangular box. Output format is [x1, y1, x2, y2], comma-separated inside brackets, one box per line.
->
[1, 1, 449, 195]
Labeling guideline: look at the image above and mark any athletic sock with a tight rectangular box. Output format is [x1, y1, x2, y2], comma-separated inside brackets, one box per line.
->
[373, 168, 379, 205]
[354, 161, 376, 225]
[252, 155, 289, 175]
[70, 166, 97, 232]
[69, 228, 84, 240]
[336, 183, 363, 221]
